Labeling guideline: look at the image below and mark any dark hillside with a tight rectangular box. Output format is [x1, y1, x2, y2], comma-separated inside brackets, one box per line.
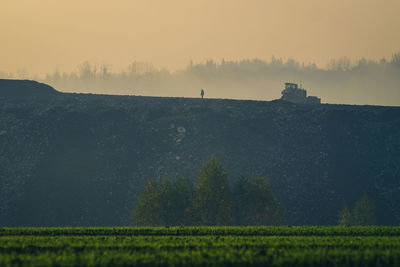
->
[1, 80, 400, 226]
[0, 79, 58, 98]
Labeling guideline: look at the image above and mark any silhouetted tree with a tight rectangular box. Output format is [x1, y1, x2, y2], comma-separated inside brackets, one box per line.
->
[132, 177, 194, 226]
[391, 52, 400, 68]
[194, 156, 232, 225]
[132, 180, 163, 226]
[338, 205, 353, 226]
[352, 194, 375, 226]
[162, 176, 194, 226]
[233, 177, 284, 225]
[327, 57, 352, 71]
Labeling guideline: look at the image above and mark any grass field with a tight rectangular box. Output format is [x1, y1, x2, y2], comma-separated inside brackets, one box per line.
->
[1, 226, 400, 266]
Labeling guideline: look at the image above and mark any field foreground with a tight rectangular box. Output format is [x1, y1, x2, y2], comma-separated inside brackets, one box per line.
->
[1, 226, 400, 266]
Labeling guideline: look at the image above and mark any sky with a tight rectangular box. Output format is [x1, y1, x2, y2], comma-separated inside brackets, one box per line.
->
[1, 0, 400, 76]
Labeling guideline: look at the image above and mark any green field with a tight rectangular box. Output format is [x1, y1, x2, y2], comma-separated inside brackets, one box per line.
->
[1, 226, 400, 266]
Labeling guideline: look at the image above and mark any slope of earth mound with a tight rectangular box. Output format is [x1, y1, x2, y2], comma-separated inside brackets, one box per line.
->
[1, 80, 400, 226]
[0, 79, 59, 99]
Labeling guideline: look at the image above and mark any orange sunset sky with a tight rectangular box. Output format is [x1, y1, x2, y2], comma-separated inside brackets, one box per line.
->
[1, 0, 400, 76]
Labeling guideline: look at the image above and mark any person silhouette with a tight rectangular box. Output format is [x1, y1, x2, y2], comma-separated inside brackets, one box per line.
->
[201, 88, 204, 99]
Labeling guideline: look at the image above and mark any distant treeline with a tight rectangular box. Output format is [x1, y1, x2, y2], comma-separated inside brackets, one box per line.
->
[2, 53, 400, 105]
[132, 156, 284, 226]
[132, 156, 378, 227]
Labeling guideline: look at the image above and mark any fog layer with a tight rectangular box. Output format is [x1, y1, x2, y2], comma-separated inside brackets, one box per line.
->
[3, 55, 397, 106]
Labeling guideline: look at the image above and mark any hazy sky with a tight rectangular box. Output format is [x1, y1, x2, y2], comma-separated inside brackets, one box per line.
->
[1, 0, 399, 76]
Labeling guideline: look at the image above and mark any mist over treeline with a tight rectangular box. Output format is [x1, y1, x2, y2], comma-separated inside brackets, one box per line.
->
[2, 53, 400, 106]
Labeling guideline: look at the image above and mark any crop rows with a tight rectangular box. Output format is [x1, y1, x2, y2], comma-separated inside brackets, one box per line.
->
[1, 227, 400, 266]
[2, 226, 400, 236]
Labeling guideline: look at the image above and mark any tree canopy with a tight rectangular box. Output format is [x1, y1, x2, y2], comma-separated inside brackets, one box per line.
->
[233, 177, 284, 226]
[194, 156, 232, 225]
[338, 194, 375, 226]
[132, 156, 284, 226]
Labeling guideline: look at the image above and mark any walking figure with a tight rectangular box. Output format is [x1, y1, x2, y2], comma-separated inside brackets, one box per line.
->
[201, 88, 204, 99]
